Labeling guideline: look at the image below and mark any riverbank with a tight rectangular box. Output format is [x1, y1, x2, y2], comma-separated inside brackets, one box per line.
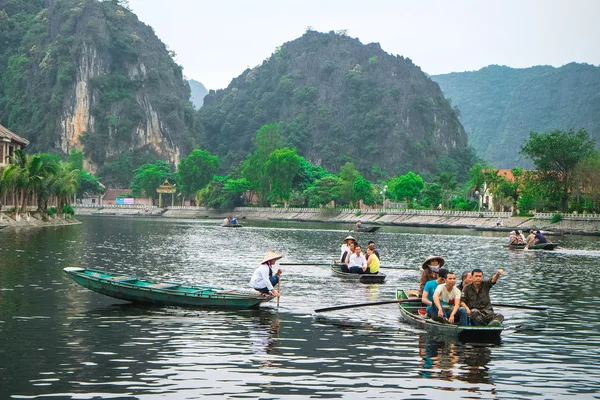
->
[72, 205, 600, 236]
[0, 212, 80, 229]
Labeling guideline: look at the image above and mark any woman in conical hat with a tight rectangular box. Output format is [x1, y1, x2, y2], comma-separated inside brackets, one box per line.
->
[419, 255, 445, 296]
[250, 251, 283, 297]
[340, 235, 356, 261]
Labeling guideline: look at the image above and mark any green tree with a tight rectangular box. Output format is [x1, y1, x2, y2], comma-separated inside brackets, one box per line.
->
[353, 177, 374, 205]
[389, 171, 424, 208]
[131, 160, 174, 201]
[68, 149, 84, 171]
[521, 129, 596, 211]
[572, 152, 600, 212]
[241, 123, 283, 205]
[495, 168, 525, 216]
[265, 147, 302, 204]
[177, 149, 220, 201]
[303, 176, 342, 208]
[76, 171, 104, 199]
[339, 162, 360, 205]
[419, 182, 443, 208]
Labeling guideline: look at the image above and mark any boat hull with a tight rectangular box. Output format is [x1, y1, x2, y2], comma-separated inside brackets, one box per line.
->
[222, 224, 243, 228]
[396, 289, 502, 343]
[354, 226, 380, 233]
[64, 267, 271, 309]
[330, 262, 386, 284]
[507, 243, 558, 250]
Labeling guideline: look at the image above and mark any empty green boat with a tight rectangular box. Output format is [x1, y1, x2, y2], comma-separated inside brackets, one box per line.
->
[64, 267, 273, 309]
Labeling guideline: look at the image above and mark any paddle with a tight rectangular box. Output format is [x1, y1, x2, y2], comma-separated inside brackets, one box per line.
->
[280, 262, 413, 270]
[277, 276, 281, 309]
[315, 298, 422, 313]
[492, 303, 548, 311]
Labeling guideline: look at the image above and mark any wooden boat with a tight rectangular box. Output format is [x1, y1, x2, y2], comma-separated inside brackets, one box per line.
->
[396, 289, 503, 343]
[354, 226, 380, 233]
[506, 243, 558, 250]
[221, 223, 242, 228]
[63, 267, 272, 309]
[0, 225, 6, 230]
[330, 261, 386, 284]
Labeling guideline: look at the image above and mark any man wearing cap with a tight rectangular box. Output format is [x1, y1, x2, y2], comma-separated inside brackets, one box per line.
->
[419, 256, 445, 296]
[461, 268, 504, 326]
[250, 251, 283, 297]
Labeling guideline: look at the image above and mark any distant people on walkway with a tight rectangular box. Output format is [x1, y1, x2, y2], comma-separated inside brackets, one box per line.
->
[250, 251, 283, 297]
[496, 218, 503, 227]
[436, 204, 443, 211]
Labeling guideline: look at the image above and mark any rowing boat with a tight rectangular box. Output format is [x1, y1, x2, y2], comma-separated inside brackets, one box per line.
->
[330, 261, 386, 284]
[506, 243, 558, 250]
[396, 289, 503, 343]
[354, 226, 380, 233]
[63, 267, 272, 309]
[222, 223, 243, 228]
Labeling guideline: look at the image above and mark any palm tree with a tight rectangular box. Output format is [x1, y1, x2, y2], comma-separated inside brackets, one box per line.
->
[52, 161, 80, 216]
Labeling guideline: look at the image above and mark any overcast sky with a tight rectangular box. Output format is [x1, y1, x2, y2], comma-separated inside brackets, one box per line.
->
[128, 0, 600, 90]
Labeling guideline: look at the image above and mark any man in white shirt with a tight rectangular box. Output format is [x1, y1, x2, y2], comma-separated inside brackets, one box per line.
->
[430, 271, 468, 325]
[348, 244, 367, 274]
[249, 251, 283, 296]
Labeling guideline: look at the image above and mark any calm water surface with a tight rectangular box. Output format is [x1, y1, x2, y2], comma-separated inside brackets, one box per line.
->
[1, 216, 600, 399]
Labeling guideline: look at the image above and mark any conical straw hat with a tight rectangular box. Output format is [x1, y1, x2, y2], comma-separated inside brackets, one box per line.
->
[421, 255, 445, 270]
[261, 251, 283, 264]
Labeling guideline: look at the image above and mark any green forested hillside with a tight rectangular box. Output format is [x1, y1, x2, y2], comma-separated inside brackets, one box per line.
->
[432, 63, 600, 168]
[0, 0, 199, 186]
[199, 31, 475, 180]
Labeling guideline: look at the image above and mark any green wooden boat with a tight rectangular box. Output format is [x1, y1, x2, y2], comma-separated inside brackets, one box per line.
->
[506, 243, 558, 250]
[0, 225, 6, 230]
[330, 261, 386, 284]
[396, 289, 503, 343]
[64, 267, 273, 309]
[354, 226, 380, 233]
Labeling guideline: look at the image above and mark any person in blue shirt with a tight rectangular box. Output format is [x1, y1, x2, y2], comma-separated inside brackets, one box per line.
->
[421, 268, 448, 316]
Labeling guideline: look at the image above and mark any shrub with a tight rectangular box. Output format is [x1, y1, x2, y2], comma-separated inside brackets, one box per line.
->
[63, 205, 75, 215]
[355, 210, 362, 217]
[378, 211, 386, 218]
[551, 213, 563, 223]
[47, 207, 57, 216]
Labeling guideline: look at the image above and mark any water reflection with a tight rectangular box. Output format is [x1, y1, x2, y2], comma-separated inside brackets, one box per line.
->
[249, 312, 281, 367]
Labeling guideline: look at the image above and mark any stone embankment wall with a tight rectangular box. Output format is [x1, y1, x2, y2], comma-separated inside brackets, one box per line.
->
[0, 212, 80, 229]
[69, 205, 600, 236]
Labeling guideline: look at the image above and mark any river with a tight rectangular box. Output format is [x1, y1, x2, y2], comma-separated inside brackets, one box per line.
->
[1, 216, 600, 399]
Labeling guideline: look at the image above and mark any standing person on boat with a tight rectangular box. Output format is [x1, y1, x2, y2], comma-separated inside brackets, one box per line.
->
[419, 256, 445, 296]
[365, 245, 380, 274]
[348, 244, 367, 274]
[367, 241, 380, 261]
[431, 271, 468, 325]
[250, 252, 283, 297]
[461, 268, 505, 326]
[422, 268, 447, 312]
[457, 271, 472, 291]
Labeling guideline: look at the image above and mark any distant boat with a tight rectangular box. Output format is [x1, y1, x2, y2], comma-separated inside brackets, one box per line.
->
[63, 267, 273, 309]
[396, 289, 503, 343]
[506, 243, 558, 250]
[330, 261, 386, 284]
[354, 226, 380, 233]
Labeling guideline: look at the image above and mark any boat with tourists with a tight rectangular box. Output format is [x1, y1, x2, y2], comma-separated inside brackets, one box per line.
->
[222, 223, 243, 228]
[330, 261, 386, 284]
[354, 226, 380, 233]
[63, 267, 273, 309]
[396, 289, 503, 342]
[506, 243, 558, 250]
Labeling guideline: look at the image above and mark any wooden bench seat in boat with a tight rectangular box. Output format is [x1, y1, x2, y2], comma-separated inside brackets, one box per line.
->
[109, 276, 137, 282]
[147, 283, 180, 290]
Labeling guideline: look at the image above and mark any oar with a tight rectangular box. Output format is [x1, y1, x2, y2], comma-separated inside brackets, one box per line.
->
[280, 262, 332, 266]
[277, 276, 281, 309]
[492, 303, 549, 311]
[315, 298, 422, 313]
[280, 262, 414, 270]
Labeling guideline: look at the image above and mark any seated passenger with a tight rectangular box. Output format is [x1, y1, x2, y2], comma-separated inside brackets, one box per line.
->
[430, 271, 468, 325]
[340, 241, 355, 273]
[356, 220, 364, 230]
[507, 231, 520, 245]
[348, 244, 367, 274]
[535, 230, 549, 244]
[365, 245, 380, 274]
[421, 268, 448, 314]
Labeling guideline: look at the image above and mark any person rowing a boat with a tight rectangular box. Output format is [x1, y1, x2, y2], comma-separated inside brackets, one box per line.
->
[250, 251, 283, 297]
[339, 236, 356, 272]
[461, 268, 504, 326]
[355, 220, 364, 230]
[431, 271, 469, 325]
[348, 244, 368, 274]
[419, 255, 445, 297]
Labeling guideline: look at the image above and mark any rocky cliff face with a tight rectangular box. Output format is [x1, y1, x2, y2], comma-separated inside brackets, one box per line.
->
[0, 0, 196, 173]
[199, 31, 472, 179]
